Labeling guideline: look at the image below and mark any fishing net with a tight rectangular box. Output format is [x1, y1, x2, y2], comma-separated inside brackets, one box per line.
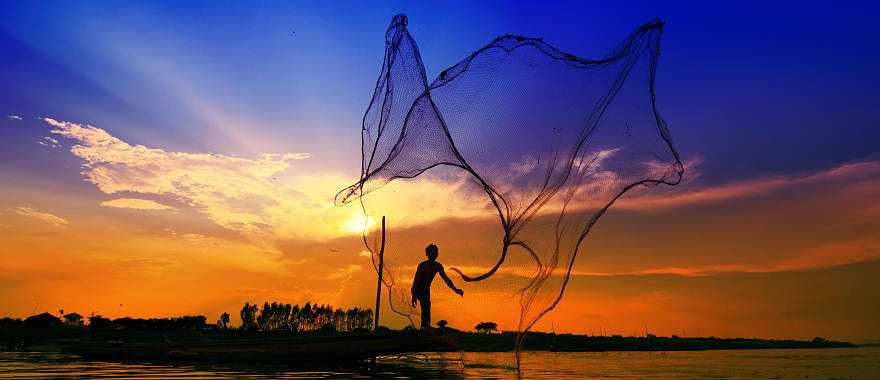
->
[336, 14, 682, 367]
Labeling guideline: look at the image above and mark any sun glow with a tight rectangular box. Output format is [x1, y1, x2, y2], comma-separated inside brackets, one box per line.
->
[341, 212, 376, 235]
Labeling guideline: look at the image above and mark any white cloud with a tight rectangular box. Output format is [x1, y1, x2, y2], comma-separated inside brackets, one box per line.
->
[42, 118, 371, 241]
[6, 115, 22, 121]
[37, 136, 61, 148]
[12, 207, 69, 227]
[45, 117, 312, 237]
[101, 198, 176, 211]
[43, 118, 492, 241]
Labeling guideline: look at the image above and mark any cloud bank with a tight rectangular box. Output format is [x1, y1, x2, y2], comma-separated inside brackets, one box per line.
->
[43, 118, 493, 241]
[46, 118, 315, 237]
[42, 116, 880, 279]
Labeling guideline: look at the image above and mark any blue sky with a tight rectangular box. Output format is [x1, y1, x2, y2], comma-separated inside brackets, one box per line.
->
[3, 1, 878, 181]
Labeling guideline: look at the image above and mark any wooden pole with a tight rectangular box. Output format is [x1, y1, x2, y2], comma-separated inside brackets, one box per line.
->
[373, 216, 386, 332]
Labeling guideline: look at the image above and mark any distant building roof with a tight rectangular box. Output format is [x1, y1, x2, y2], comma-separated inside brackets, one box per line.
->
[24, 312, 61, 326]
[63, 312, 83, 319]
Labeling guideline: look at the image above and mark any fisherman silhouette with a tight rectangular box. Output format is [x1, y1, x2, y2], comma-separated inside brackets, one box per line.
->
[411, 243, 464, 329]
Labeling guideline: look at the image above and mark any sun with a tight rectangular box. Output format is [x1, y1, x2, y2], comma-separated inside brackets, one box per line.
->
[341, 212, 377, 235]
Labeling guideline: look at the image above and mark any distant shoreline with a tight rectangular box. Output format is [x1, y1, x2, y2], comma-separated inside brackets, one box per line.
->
[1, 315, 856, 354]
[6, 331, 855, 354]
[448, 330, 856, 352]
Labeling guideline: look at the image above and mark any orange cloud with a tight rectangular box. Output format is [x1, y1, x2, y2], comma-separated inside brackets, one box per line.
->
[405, 236, 880, 279]
[618, 160, 880, 210]
[101, 198, 176, 211]
[11, 206, 69, 227]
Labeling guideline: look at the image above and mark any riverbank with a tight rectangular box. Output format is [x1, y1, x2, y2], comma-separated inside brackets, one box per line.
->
[2, 326, 854, 353]
[454, 331, 855, 352]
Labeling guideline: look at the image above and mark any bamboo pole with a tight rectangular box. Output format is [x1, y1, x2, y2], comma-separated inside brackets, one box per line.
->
[373, 216, 386, 332]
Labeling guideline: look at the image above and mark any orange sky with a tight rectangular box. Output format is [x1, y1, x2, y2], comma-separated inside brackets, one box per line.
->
[1, 118, 878, 343]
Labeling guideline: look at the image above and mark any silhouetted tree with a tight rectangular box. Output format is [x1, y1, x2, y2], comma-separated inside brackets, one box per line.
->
[302, 302, 312, 331]
[362, 309, 374, 330]
[475, 321, 498, 333]
[217, 312, 230, 330]
[290, 304, 300, 332]
[88, 314, 112, 332]
[256, 302, 271, 331]
[240, 302, 258, 331]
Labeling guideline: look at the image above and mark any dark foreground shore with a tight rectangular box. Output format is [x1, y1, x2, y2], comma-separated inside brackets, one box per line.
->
[1, 325, 855, 354]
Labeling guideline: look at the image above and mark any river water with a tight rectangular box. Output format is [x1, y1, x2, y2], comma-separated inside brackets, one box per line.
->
[1, 347, 878, 378]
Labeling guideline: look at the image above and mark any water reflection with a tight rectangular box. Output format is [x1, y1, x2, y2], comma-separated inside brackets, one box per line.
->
[2, 348, 878, 379]
[0, 352, 465, 379]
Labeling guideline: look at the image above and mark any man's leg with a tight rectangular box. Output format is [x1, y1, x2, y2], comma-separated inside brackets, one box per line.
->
[419, 297, 431, 329]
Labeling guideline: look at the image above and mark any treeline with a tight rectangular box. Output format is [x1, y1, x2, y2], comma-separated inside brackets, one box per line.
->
[1, 301, 376, 350]
[1, 316, 87, 351]
[87, 315, 208, 332]
[239, 302, 373, 333]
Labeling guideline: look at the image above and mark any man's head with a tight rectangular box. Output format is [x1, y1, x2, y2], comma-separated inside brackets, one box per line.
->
[425, 243, 439, 260]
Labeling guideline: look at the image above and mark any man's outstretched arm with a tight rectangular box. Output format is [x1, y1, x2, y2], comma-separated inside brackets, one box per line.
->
[438, 265, 464, 297]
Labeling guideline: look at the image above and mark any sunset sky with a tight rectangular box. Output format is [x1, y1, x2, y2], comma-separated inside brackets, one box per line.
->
[1, 1, 879, 343]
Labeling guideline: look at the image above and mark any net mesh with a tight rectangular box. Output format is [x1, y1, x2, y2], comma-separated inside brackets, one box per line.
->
[336, 13, 683, 366]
